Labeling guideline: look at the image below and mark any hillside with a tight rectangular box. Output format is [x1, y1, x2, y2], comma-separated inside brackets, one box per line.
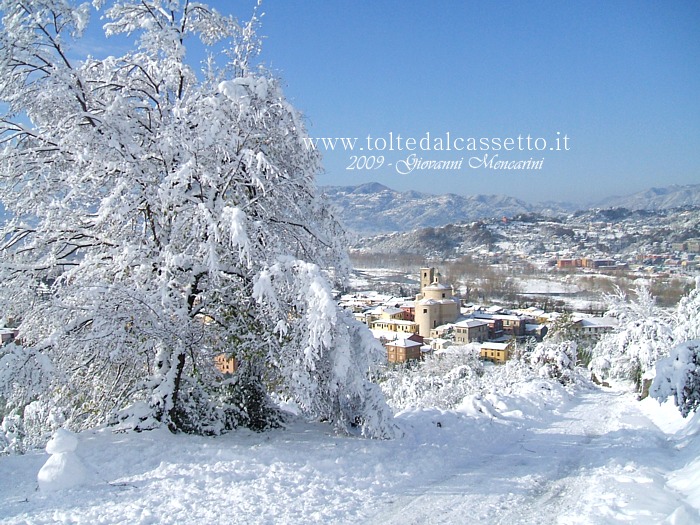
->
[322, 182, 700, 235]
[595, 184, 700, 210]
[321, 183, 561, 235]
[351, 221, 505, 256]
[349, 208, 695, 258]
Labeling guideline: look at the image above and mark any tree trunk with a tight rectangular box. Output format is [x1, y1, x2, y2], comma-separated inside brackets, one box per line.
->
[168, 350, 187, 431]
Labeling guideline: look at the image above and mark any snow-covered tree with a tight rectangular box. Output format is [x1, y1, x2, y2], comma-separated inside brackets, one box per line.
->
[0, 0, 397, 444]
[651, 340, 700, 418]
[649, 279, 700, 417]
[589, 285, 673, 391]
[673, 277, 700, 343]
[529, 340, 578, 385]
[544, 311, 596, 367]
[545, 311, 578, 344]
[379, 347, 484, 411]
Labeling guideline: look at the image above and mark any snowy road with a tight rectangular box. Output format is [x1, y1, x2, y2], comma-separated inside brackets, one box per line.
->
[1, 383, 698, 524]
[369, 388, 694, 524]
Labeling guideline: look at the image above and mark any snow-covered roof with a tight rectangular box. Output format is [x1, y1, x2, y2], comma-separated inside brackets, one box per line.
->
[576, 317, 618, 328]
[379, 306, 404, 316]
[424, 282, 451, 290]
[481, 342, 510, 351]
[493, 314, 522, 321]
[455, 319, 489, 329]
[515, 307, 546, 317]
[386, 338, 422, 349]
[363, 306, 384, 315]
[370, 329, 408, 341]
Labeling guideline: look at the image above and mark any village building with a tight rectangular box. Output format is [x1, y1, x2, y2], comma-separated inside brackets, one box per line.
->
[399, 302, 416, 321]
[687, 239, 700, 253]
[430, 338, 452, 351]
[214, 354, 237, 375]
[480, 341, 514, 364]
[453, 319, 489, 344]
[572, 316, 618, 339]
[406, 333, 425, 345]
[581, 257, 616, 269]
[525, 323, 548, 340]
[471, 313, 505, 339]
[0, 328, 19, 345]
[386, 338, 423, 364]
[556, 258, 582, 269]
[369, 305, 418, 333]
[414, 267, 460, 337]
[513, 307, 549, 324]
[371, 318, 418, 334]
[494, 314, 527, 337]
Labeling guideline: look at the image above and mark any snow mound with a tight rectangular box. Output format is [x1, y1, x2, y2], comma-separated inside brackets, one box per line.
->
[45, 428, 78, 454]
[37, 429, 88, 492]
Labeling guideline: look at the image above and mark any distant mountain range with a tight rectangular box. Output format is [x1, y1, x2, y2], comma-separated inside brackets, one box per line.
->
[595, 184, 700, 210]
[321, 182, 700, 234]
[321, 182, 566, 235]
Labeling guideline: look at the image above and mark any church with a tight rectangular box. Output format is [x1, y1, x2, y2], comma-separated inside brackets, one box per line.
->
[414, 267, 460, 337]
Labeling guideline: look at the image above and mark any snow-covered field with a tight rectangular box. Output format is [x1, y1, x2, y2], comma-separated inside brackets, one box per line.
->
[1, 382, 698, 524]
[517, 278, 581, 295]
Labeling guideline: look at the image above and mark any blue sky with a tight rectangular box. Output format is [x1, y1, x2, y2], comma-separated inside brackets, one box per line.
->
[253, 0, 700, 204]
[85, 1, 700, 204]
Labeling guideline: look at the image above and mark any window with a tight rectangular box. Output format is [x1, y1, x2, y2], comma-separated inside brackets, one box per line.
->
[423, 309, 427, 314]
[442, 293, 445, 298]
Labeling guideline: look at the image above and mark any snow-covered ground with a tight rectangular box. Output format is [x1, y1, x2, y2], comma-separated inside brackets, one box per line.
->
[517, 278, 581, 295]
[1, 382, 698, 524]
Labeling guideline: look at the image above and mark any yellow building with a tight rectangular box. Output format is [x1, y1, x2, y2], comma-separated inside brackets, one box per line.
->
[214, 353, 237, 374]
[480, 341, 514, 364]
[414, 268, 460, 337]
[370, 318, 418, 333]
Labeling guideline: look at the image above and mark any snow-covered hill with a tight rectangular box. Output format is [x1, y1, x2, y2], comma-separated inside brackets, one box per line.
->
[2, 382, 698, 524]
[321, 182, 700, 235]
[321, 183, 560, 235]
[351, 221, 504, 256]
[595, 184, 700, 211]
